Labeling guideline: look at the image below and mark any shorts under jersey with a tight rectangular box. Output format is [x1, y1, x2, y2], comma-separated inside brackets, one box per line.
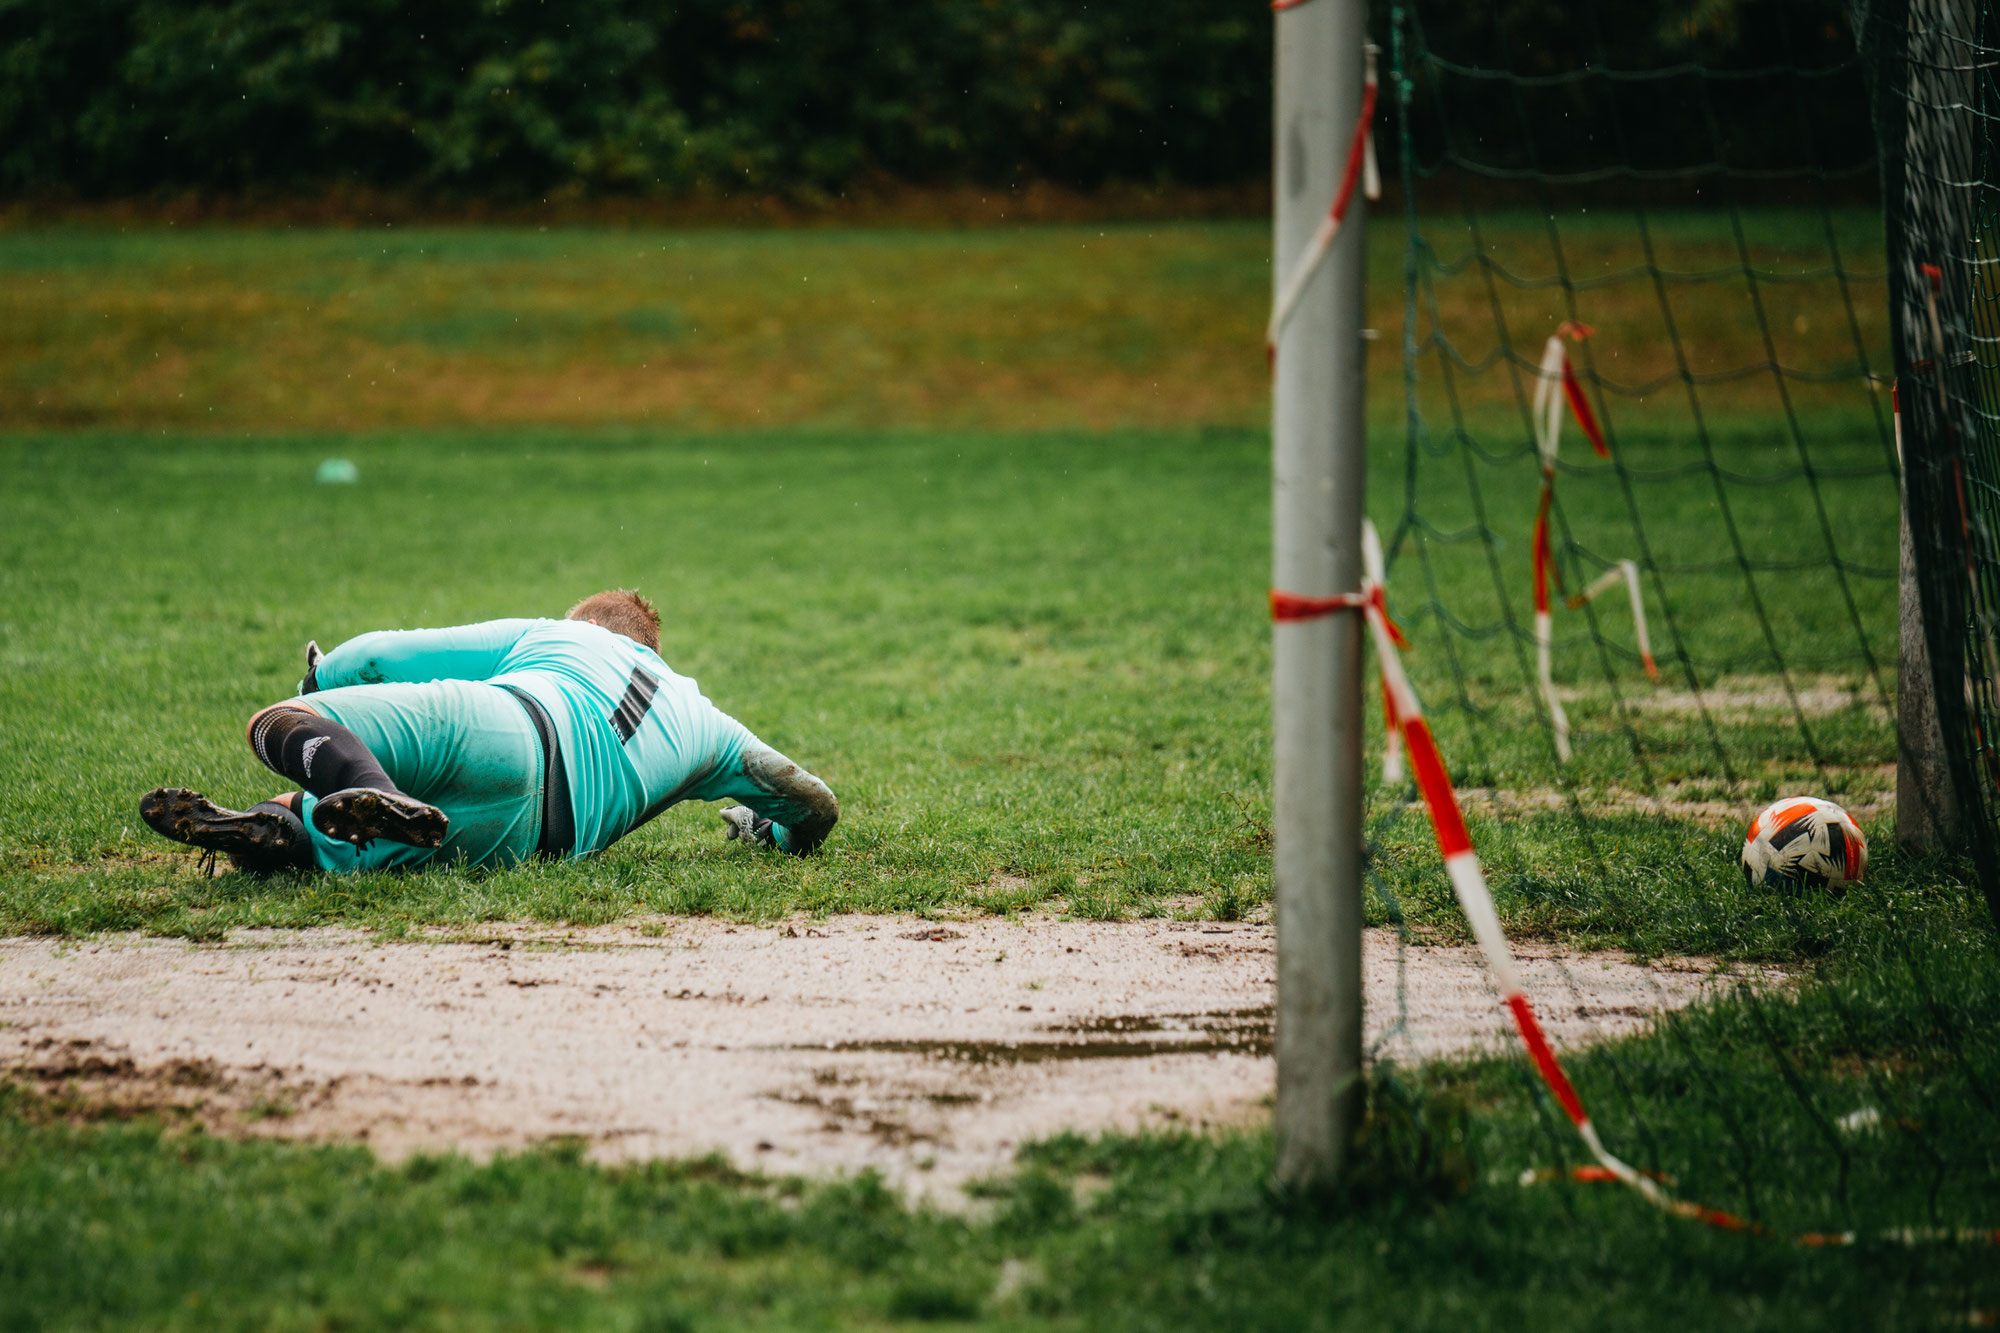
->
[296, 618, 808, 869]
[298, 679, 545, 873]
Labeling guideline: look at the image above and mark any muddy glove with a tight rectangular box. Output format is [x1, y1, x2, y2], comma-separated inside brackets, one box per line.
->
[300, 640, 325, 695]
[719, 806, 777, 848]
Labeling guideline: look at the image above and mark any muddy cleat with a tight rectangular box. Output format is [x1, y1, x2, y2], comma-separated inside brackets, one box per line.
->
[311, 787, 448, 850]
[139, 787, 305, 873]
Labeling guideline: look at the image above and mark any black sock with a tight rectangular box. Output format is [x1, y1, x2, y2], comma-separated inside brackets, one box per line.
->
[248, 708, 405, 800]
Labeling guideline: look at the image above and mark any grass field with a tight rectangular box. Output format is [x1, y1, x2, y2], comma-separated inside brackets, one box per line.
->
[0, 213, 1928, 946]
[0, 420, 1956, 959]
[3, 215, 1996, 1329]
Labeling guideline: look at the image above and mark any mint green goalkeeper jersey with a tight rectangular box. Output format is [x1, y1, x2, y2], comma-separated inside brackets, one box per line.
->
[309, 618, 765, 856]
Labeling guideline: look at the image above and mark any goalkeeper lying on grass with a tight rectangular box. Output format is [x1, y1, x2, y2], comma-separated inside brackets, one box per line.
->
[139, 589, 839, 874]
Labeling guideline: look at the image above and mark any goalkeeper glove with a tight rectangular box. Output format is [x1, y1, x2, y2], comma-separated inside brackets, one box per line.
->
[719, 806, 776, 848]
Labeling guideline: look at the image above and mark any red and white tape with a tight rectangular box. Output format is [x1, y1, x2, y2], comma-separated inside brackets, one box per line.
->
[1271, 573, 1410, 786]
[1528, 325, 1655, 756]
[1530, 478, 1571, 760]
[1568, 560, 1660, 681]
[1892, 378, 1903, 468]
[1349, 521, 1668, 1204]
[1266, 44, 1380, 361]
[1278, 531, 1759, 1223]
[1272, 523, 2000, 1244]
[1531, 324, 1607, 469]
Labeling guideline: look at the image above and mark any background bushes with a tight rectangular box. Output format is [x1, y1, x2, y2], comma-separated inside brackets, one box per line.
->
[0, 0, 1268, 198]
[0, 0, 1863, 200]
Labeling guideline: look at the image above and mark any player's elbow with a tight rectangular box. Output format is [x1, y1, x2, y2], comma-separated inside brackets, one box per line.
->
[787, 783, 840, 856]
[740, 745, 840, 853]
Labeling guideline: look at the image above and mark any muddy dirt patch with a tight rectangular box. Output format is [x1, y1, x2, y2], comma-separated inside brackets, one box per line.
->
[0, 917, 1724, 1195]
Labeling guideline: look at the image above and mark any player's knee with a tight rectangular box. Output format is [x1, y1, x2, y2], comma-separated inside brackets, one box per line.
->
[244, 702, 318, 751]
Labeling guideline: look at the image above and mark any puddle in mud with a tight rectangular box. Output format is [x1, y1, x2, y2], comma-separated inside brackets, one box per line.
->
[801, 1006, 1274, 1065]
[1051, 1006, 1270, 1037]
[770, 1087, 936, 1145]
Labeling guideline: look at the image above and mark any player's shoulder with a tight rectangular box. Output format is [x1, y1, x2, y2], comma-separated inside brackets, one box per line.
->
[520, 618, 677, 670]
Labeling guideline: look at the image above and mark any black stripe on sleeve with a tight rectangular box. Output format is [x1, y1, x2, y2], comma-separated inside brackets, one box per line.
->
[610, 667, 662, 743]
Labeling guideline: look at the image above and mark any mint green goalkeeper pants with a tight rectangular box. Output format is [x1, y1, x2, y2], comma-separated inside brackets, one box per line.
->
[292, 681, 546, 873]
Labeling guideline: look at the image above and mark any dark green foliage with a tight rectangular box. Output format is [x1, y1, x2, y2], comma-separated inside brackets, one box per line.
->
[0, 0, 1271, 198]
[0, 0, 1871, 200]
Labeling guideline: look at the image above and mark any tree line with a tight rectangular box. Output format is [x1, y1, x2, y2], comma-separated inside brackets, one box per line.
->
[0, 0, 1862, 200]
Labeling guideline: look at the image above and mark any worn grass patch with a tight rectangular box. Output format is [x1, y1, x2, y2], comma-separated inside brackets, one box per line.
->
[0, 211, 1887, 431]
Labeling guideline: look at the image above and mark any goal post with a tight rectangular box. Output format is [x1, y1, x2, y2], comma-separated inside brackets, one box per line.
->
[1270, 0, 1370, 1188]
[1879, 0, 1964, 852]
[1897, 468, 1960, 848]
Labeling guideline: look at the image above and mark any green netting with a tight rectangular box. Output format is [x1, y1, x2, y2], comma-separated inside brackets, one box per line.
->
[1360, 0, 2000, 1242]
[1379, 0, 2000, 930]
[1385, 0, 1900, 818]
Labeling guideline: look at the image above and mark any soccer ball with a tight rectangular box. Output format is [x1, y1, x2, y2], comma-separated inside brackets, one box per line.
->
[1741, 796, 1867, 894]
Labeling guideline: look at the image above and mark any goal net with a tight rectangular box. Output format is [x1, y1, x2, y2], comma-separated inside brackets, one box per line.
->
[1353, 0, 2000, 1247]
[1380, 0, 2000, 920]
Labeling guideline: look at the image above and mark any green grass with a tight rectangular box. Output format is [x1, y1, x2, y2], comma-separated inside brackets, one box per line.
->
[0, 418, 1966, 956]
[0, 426, 1274, 937]
[1391, 408, 1899, 787]
[0, 216, 1974, 955]
[4, 921, 1995, 1330]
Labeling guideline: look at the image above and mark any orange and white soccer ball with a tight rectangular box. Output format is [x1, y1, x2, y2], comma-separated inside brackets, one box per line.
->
[1741, 796, 1867, 893]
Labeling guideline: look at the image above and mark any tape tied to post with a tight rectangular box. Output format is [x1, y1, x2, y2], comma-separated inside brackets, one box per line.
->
[1265, 44, 1381, 363]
